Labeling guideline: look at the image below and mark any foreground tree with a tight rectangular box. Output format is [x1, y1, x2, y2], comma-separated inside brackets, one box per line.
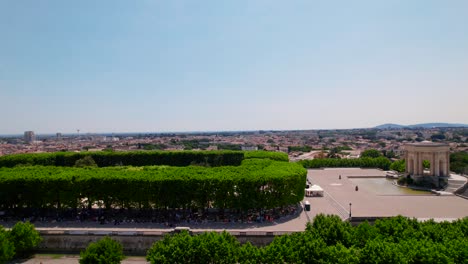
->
[0, 227, 15, 264]
[146, 231, 241, 264]
[145, 215, 468, 263]
[79, 236, 124, 264]
[8, 222, 41, 257]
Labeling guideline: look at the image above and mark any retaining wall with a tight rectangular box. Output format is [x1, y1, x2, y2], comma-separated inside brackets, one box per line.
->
[36, 229, 281, 255]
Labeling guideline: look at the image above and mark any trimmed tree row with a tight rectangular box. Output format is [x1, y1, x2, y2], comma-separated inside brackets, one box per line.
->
[298, 157, 391, 170]
[0, 150, 245, 168]
[0, 159, 306, 212]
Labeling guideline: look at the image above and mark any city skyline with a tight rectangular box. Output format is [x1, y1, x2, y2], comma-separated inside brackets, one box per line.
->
[1, 1, 468, 134]
[1, 121, 467, 137]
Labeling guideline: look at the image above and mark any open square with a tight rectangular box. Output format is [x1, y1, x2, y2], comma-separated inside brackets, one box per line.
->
[306, 168, 468, 221]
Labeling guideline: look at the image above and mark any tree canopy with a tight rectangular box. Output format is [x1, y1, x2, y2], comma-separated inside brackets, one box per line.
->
[0, 159, 306, 212]
[450, 151, 468, 174]
[79, 237, 124, 264]
[298, 157, 391, 170]
[360, 149, 382, 158]
[0, 222, 41, 263]
[146, 214, 468, 264]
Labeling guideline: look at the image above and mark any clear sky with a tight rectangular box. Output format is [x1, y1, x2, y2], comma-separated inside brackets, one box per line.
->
[1, 0, 467, 134]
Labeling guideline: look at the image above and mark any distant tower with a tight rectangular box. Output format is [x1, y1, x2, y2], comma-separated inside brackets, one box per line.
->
[56, 132, 62, 140]
[24, 131, 36, 143]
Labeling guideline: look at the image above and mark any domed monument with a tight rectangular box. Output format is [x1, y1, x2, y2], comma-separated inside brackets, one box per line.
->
[404, 141, 450, 188]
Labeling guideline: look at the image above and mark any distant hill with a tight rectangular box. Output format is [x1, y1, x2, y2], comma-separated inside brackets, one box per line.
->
[375, 123, 468, 129]
[375, 123, 406, 129]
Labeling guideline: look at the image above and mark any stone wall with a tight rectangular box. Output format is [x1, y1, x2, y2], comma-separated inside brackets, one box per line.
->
[36, 230, 280, 255]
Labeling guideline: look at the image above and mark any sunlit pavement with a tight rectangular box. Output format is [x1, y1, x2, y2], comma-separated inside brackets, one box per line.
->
[308, 168, 468, 220]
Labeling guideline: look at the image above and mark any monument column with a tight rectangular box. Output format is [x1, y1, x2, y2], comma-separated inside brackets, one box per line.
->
[405, 151, 409, 173]
[419, 152, 423, 175]
[413, 153, 418, 175]
[431, 153, 436, 175]
[441, 153, 446, 176]
[434, 153, 440, 177]
[445, 152, 450, 176]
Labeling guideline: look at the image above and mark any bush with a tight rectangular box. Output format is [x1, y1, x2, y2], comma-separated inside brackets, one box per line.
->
[390, 159, 405, 173]
[299, 157, 391, 170]
[145, 215, 468, 263]
[0, 159, 306, 212]
[79, 236, 124, 264]
[0, 227, 15, 264]
[244, 151, 289, 161]
[8, 222, 41, 257]
[146, 231, 242, 264]
[74, 156, 98, 167]
[361, 149, 382, 158]
[0, 151, 245, 168]
[397, 176, 413, 186]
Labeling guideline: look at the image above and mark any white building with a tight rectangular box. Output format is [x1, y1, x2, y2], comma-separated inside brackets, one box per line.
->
[242, 146, 258, 151]
[24, 131, 36, 143]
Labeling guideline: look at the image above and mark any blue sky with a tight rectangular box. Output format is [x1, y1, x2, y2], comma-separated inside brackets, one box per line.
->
[1, 0, 467, 134]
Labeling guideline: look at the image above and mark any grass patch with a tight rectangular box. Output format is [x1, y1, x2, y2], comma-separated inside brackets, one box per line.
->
[34, 253, 75, 259]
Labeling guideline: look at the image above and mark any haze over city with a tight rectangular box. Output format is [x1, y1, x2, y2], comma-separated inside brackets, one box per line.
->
[1, 1, 467, 134]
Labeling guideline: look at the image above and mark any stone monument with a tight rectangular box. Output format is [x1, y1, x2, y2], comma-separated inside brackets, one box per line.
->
[404, 141, 450, 188]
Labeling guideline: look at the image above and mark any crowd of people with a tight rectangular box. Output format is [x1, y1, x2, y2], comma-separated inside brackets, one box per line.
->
[0, 205, 301, 229]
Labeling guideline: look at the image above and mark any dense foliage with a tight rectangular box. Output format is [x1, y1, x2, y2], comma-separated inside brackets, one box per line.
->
[0, 227, 14, 264]
[390, 159, 406, 173]
[0, 222, 41, 263]
[79, 236, 124, 264]
[450, 151, 468, 174]
[244, 151, 289, 162]
[0, 159, 306, 212]
[8, 221, 42, 257]
[360, 149, 382, 158]
[0, 150, 245, 168]
[298, 157, 391, 170]
[146, 214, 468, 264]
[147, 231, 243, 264]
[288, 146, 313, 153]
[74, 156, 98, 168]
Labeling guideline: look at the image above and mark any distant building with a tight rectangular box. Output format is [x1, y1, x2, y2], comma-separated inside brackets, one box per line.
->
[242, 145, 258, 151]
[56, 133, 62, 140]
[24, 131, 36, 143]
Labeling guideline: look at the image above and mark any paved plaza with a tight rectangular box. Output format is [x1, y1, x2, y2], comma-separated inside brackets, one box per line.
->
[307, 168, 468, 220]
[18, 256, 148, 264]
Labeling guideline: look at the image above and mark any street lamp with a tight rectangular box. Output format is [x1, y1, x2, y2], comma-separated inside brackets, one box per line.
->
[349, 203, 352, 219]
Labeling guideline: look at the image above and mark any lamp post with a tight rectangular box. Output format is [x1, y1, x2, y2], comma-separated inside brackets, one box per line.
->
[349, 203, 352, 219]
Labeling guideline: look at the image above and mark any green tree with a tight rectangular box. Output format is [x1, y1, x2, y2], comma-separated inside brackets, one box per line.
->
[74, 156, 98, 167]
[321, 243, 360, 264]
[146, 231, 241, 264]
[310, 214, 352, 247]
[385, 150, 396, 159]
[361, 149, 382, 158]
[79, 236, 124, 264]
[238, 242, 260, 264]
[431, 133, 446, 141]
[8, 222, 41, 257]
[390, 160, 406, 173]
[422, 160, 430, 169]
[0, 227, 15, 264]
[350, 221, 378, 247]
[450, 151, 468, 174]
[359, 239, 407, 264]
